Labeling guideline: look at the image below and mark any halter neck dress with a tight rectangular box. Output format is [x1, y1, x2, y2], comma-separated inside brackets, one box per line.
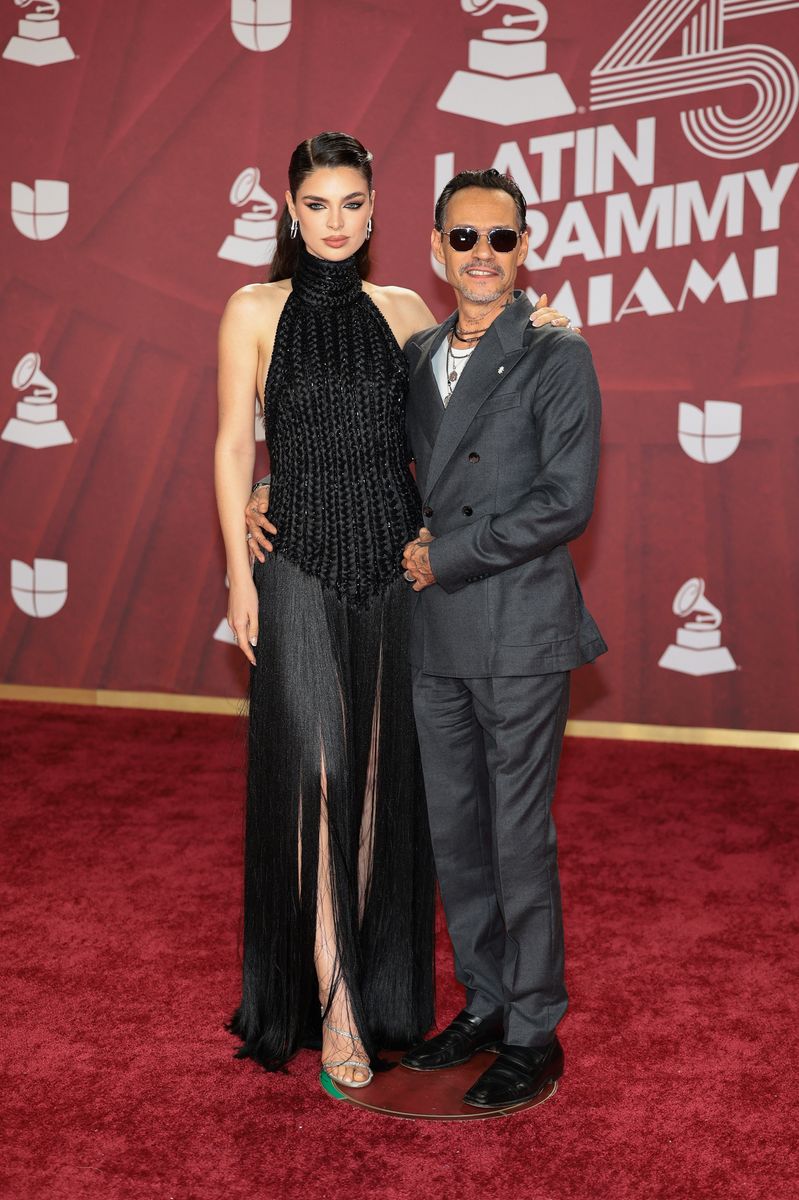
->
[229, 248, 435, 1070]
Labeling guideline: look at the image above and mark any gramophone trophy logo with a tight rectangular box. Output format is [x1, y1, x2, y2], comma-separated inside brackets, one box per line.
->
[437, 0, 575, 126]
[658, 577, 737, 677]
[2, 0, 75, 66]
[218, 168, 279, 267]
[11, 179, 69, 240]
[2, 351, 72, 448]
[10, 557, 68, 617]
[678, 401, 742, 464]
[230, 0, 291, 52]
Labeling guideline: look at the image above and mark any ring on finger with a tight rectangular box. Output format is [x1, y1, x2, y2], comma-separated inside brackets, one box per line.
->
[233, 634, 238, 643]
[403, 570, 414, 582]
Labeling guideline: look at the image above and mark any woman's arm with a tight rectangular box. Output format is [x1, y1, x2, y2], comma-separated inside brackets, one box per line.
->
[214, 288, 264, 664]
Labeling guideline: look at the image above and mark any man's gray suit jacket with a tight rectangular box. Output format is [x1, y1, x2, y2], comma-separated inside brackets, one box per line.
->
[404, 292, 607, 678]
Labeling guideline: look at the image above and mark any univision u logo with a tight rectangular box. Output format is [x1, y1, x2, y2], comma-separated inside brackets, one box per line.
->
[11, 179, 69, 240]
[678, 401, 741, 464]
[230, 0, 291, 52]
[11, 557, 68, 618]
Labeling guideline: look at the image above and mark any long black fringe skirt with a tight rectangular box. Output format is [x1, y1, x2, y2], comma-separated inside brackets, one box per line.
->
[229, 553, 436, 1070]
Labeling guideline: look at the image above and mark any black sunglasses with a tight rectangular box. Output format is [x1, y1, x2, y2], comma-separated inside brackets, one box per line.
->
[443, 226, 521, 253]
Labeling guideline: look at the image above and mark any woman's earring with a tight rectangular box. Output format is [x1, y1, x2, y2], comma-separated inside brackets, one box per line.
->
[290, 219, 298, 239]
[366, 218, 372, 240]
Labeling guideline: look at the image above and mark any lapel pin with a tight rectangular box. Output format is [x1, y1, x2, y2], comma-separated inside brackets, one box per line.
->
[497, 366, 504, 374]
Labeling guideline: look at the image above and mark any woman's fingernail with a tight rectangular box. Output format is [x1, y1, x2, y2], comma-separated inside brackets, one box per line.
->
[250, 638, 257, 647]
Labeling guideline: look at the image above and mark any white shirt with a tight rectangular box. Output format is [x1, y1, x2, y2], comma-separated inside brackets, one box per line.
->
[432, 336, 475, 407]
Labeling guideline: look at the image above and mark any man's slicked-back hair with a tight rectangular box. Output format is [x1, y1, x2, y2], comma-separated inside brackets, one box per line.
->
[434, 168, 527, 233]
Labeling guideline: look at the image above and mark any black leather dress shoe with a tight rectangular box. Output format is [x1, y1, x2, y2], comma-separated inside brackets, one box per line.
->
[462, 1037, 564, 1108]
[400, 1009, 504, 1072]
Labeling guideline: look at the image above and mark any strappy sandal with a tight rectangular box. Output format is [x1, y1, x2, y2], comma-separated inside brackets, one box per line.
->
[321, 1016, 374, 1089]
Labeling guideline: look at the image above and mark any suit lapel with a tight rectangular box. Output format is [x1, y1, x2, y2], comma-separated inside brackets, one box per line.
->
[423, 296, 531, 501]
[412, 313, 456, 451]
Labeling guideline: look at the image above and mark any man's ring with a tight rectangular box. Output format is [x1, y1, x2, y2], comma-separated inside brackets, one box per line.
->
[404, 570, 414, 582]
[246, 532, 253, 541]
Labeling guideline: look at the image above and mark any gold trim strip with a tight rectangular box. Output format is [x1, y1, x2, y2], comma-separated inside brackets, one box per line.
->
[0, 684, 796, 750]
[565, 719, 799, 752]
[0, 684, 242, 717]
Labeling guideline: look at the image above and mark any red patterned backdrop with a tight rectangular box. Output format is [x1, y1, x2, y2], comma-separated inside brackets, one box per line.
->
[1, 0, 797, 733]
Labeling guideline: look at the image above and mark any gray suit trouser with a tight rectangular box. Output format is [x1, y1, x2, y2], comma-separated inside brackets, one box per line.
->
[412, 669, 570, 1048]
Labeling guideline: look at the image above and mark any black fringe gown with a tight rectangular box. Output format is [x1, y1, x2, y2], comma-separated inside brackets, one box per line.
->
[229, 247, 436, 1070]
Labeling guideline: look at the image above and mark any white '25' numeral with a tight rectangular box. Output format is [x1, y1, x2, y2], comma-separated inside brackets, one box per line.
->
[590, 0, 799, 159]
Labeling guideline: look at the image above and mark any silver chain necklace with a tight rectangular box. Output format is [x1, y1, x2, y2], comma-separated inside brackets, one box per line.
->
[444, 333, 474, 406]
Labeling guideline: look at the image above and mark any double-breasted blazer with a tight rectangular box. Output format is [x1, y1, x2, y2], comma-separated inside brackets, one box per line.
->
[404, 292, 607, 678]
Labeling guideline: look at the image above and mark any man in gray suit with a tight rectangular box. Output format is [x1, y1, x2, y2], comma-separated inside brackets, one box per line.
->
[399, 168, 606, 1108]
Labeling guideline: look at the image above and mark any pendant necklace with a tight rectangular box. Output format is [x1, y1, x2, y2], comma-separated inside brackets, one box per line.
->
[444, 293, 511, 404]
[445, 332, 474, 406]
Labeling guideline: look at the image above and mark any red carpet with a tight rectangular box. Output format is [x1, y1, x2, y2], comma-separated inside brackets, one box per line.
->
[1, 701, 796, 1200]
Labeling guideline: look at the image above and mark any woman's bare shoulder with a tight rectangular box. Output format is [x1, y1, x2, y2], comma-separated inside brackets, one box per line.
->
[364, 281, 425, 307]
[364, 283, 436, 338]
[221, 280, 291, 331]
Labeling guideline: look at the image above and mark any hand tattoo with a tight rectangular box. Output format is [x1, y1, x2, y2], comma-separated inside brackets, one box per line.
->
[402, 535, 437, 591]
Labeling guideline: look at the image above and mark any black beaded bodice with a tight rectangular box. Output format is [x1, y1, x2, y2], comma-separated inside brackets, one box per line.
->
[264, 247, 421, 605]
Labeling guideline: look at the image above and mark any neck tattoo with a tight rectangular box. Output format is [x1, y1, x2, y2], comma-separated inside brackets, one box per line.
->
[454, 293, 513, 345]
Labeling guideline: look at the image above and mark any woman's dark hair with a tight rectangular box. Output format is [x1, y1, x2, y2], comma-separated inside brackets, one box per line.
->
[270, 131, 374, 282]
[434, 167, 527, 233]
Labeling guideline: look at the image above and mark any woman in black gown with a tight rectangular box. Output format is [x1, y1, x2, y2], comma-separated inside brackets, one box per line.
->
[215, 133, 440, 1088]
[215, 132, 569, 1089]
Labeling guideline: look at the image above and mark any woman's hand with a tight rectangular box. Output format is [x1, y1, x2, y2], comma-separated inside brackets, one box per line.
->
[530, 293, 582, 336]
[228, 576, 259, 665]
[246, 483, 278, 565]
